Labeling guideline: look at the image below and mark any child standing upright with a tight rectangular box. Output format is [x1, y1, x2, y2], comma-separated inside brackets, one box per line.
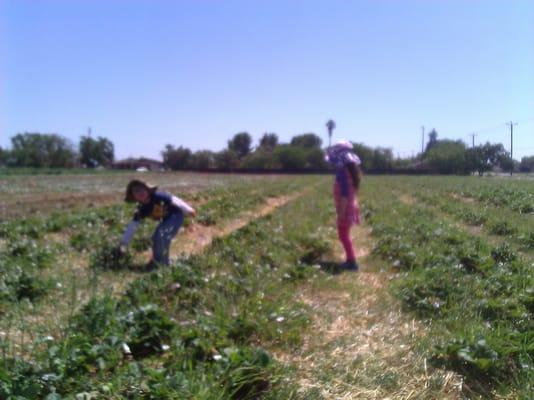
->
[326, 141, 362, 271]
[119, 179, 196, 269]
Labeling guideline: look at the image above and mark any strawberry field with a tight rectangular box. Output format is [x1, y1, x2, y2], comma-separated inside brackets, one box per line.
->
[0, 173, 533, 399]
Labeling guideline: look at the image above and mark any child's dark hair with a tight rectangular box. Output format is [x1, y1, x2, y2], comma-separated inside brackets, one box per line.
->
[125, 179, 157, 202]
[346, 162, 362, 190]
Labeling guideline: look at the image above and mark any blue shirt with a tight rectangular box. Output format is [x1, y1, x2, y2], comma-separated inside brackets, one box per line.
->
[133, 190, 182, 221]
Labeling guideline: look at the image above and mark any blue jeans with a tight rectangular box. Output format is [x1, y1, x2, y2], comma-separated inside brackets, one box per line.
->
[152, 212, 183, 265]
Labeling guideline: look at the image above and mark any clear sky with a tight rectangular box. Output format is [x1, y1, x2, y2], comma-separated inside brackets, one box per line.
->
[2, 0, 533, 160]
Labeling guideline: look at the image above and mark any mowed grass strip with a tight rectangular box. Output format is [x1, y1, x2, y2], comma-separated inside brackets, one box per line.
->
[274, 180, 463, 400]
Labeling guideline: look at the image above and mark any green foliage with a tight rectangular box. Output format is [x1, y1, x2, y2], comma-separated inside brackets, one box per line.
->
[488, 220, 518, 236]
[424, 140, 468, 174]
[121, 304, 176, 358]
[79, 135, 114, 168]
[89, 241, 134, 270]
[519, 155, 534, 172]
[258, 133, 278, 149]
[228, 132, 252, 159]
[274, 145, 307, 170]
[189, 150, 216, 169]
[351, 143, 393, 172]
[161, 144, 192, 170]
[465, 142, 510, 176]
[215, 149, 240, 170]
[0, 236, 56, 305]
[1, 175, 320, 398]
[433, 338, 501, 379]
[290, 133, 322, 149]
[297, 234, 331, 265]
[365, 176, 534, 396]
[0, 146, 8, 166]
[9, 132, 77, 168]
[241, 149, 279, 170]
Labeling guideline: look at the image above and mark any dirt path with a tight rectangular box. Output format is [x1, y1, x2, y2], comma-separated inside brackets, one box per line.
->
[174, 193, 302, 256]
[275, 222, 464, 399]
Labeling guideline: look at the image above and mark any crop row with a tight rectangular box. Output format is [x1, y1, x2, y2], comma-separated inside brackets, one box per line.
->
[403, 176, 533, 215]
[0, 178, 313, 317]
[363, 178, 533, 398]
[0, 179, 333, 399]
[406, 185, 533, 253]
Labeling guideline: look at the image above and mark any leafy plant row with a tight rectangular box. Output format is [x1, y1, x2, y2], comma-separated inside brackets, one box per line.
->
[363, 179, 533, 398]
[0, 178, 312, 311]
[408, 186, 533, 252]
[1, 179, 333, 399]
[402, 176, 533, 215]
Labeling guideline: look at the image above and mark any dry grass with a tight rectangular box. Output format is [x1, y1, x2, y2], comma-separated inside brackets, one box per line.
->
[274, 223, 464, 399]
[450, 193, 477, 204]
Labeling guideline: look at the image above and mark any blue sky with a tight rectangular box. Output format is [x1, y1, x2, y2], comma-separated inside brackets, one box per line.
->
[2, 0, 533, 160]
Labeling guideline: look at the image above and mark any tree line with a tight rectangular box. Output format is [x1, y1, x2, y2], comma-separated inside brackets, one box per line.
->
[0, 133, 114, 168]
[1, 130, 533, 174]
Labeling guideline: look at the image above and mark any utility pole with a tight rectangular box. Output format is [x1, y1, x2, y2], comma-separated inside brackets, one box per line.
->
[470, 132, 477, 148]
[506, 121, 517, 176]
[88, 127, 92, 137]
[421, 126, 425, 155]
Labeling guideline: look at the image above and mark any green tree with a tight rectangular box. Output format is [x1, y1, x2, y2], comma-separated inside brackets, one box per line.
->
[274, 145, 307, 170]
[425, 139, 468, 174]
[258, 133, 278, 150]
[499, 155, 515, 173]
[350, 143, 393, 172]
[519, 156, 534, 172]
[290, 133, 322, 149]
[241, 149, 280, 170]
[465, 142, 509, 175]
[79, 136, 114, 167]
[214, 149, 240, 170]
[161, 145, 192, 170]
[228, 132, 252, 159]
[352, 143, 374, 171]
[189, 150, 215, 170]
[10, 132, 76, 168]
[425, 129, 438, 153]
[0, 146, 8, 166]
[372, 148, 394, 172]
[305, 147, 327, 169]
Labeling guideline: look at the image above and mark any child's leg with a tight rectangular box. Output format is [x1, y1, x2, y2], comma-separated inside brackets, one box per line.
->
[152, 213, 184, 265]
[337, 223, 356, 262]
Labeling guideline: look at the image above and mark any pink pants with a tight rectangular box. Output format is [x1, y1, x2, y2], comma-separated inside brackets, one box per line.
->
[337, 224, 356, 262]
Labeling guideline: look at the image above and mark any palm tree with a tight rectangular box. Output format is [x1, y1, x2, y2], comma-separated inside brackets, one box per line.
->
[326, 119, 336, 148]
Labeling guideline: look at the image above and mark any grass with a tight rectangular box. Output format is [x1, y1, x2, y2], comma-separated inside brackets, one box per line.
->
[1, 177, 329, 398]
[1, 174, 532, 399]
[363, 176, 533, 398]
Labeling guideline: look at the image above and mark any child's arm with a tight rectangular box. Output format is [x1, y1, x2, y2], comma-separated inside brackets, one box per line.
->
[120, 220, 140, 247]
[171, 195, 196, 216]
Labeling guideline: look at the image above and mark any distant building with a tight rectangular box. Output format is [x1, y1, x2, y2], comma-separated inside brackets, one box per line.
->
[112, 157, 164, 171]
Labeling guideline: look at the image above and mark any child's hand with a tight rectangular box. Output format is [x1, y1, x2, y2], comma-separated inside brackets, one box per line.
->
[189, 208, 197, 218]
